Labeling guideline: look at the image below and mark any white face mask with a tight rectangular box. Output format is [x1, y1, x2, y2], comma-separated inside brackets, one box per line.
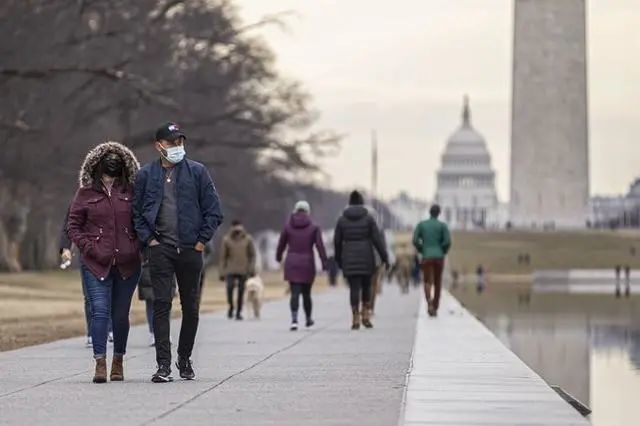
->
[162, 145, 186, 164]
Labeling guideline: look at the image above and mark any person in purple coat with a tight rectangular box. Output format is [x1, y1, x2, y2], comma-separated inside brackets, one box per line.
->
[276, 201, 328, 331]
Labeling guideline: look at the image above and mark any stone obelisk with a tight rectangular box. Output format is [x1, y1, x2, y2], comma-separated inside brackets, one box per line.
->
[510, 0, 589, 228]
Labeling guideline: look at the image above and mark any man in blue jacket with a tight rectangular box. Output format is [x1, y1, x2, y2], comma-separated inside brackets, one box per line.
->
[134, 122, 223, 383]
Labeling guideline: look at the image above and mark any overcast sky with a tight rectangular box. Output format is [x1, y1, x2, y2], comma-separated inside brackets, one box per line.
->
[236, 0, 640, 201]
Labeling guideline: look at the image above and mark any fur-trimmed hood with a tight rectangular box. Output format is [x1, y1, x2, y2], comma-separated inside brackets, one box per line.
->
[79, 141, 140, 187]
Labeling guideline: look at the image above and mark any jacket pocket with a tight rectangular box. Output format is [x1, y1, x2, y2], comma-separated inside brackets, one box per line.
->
[122, 226, 140, 261]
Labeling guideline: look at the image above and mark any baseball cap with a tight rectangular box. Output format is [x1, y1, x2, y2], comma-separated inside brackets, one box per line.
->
[155, 122, 186, 142]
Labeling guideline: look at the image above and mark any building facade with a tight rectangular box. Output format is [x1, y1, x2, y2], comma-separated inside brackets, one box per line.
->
[434, 97, 502, 230]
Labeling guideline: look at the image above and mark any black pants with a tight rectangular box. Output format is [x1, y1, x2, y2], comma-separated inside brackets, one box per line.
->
[289, 282, 312, 320]
[149, 244, 203, 366]
[346, 275, 372, 309]
[226, 274, 247, 315]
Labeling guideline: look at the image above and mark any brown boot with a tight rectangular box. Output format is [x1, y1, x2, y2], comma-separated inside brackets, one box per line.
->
[110, 355, 124, 382]
[351, 308, 361, 330]
[361, 304, 373, 329]
[93, 358, 107, 384]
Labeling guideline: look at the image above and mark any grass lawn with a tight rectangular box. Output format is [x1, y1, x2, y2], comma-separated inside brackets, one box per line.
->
[396, 229, 640, 279]
[0, 268, 323, 352]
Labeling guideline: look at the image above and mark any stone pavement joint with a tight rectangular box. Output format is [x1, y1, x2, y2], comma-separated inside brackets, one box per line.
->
[0, 285, 420, 425]
[144, 321, 335, 424]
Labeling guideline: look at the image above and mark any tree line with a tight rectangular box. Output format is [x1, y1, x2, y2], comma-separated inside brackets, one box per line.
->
[0, 0, 342, 271]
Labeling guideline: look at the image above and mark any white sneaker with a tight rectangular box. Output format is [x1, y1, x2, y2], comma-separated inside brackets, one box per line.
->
[85, 337, 92, 348]
[108, 332, 114, 343]
[148, 333, 155, 347]
[290, 322, 298, 331]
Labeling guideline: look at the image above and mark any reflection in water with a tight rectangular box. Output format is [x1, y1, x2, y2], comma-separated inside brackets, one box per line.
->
[452, 286, 640, 426]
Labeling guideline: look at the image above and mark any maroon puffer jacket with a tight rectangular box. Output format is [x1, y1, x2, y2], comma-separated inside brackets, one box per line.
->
[68, 183, 141, 281]
[67, 142, 141, 281]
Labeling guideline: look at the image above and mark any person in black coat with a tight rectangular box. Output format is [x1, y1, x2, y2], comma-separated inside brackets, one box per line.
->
[334, 190, 389, 330]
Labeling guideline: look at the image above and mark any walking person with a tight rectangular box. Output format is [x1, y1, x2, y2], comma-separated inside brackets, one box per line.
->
[60, 206, 114, 348]
[615, 265, 622, 298]
[476, 265, 486, 294]
[334, 191, 389, 330]
[413, 204, 451, 317]
[276, 201, 328, 331]
[219, 220, 256, 321]
[625, 265, 631, 297]
[370, 225, 387, 315]
[59, 207, 92, 348]
[67, 142, 142, 383]
[133, 123, 223, 383]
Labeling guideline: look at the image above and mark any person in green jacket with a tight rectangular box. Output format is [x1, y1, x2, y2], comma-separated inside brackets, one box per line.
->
[412, 204, 451, 317]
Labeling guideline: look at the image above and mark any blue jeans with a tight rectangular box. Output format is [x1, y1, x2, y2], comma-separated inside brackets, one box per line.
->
[82, 265, 141, 359]
[80, 264, 113, 337]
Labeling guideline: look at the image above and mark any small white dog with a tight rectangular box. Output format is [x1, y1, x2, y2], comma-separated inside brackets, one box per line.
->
[245, 275, 264, 319]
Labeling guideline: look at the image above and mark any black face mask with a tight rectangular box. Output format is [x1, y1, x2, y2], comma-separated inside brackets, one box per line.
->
[101, 154, 123, 178]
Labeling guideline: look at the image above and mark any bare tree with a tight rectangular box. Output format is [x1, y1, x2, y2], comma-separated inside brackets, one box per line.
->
[0, 0, 339, 270]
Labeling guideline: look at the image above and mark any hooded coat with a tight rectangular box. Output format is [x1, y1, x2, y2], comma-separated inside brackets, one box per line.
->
[67, 142, 141, 281]
[220, 225, 256, 276]
[334, 205, 388, 277]
[276, 212, 328, 284]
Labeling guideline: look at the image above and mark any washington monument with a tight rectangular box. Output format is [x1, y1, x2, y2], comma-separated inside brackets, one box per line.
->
[510, 0, 589, 228]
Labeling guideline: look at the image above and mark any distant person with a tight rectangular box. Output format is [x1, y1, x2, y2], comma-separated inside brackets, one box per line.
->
[370, 223, 387, 314]
[451, 269, 460, 290]
[199, 241, 214, 298]
[67, 142, 142, 383]
[138, 250, 177, 346]
[59, 206, 113, 348]
[413, 204, 451, 317]
[334, 191, 389, 330]
[59, 206, 91, 348]
[219, 220, 256, 321]
[133, 122, 223, 383]
[327, 256, 339, 287]
[476, 265, 485, 294]
[625, 265, 631, 297]
[615, 265, 622, 298]
[412, 253, 422, 287]
[276, 201, 327, 330]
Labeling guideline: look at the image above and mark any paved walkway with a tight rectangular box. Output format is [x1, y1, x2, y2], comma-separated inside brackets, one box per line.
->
[402, 292, 589, 425]
[0, 286, 419, 426]
[0, 285, 589, 426]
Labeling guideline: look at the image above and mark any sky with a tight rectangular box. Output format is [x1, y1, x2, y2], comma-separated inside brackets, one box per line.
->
[235, 0, 640, 202]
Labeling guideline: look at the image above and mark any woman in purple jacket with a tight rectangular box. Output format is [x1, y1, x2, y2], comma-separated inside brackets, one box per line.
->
[276, 201, 328, 330]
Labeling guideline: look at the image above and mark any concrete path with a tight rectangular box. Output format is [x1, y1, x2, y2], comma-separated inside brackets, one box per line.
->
[401, 292, 589, 425]
[0, 286, 419, 426]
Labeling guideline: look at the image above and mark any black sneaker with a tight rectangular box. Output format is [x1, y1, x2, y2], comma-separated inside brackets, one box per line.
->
[235, 314, 244, 321]
[227, 308, 233, 319]
[306, 318, 315, 328]
[151, 364, 173, 383]
[176, 357, 196, 380]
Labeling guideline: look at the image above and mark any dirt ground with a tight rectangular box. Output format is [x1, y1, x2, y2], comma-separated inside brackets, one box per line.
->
[0, 268, 326, 352]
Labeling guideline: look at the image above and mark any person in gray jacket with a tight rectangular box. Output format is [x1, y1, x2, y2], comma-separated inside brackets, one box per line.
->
[334, 191, 389, 330]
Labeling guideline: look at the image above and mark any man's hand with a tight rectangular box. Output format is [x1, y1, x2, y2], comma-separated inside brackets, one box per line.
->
[149, 239, 160, 247]
[61, 249, 72, 263]
[195, 242, 206, 252]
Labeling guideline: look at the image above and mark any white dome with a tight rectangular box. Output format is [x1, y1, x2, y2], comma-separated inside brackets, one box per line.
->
[433, 96, 499, 230]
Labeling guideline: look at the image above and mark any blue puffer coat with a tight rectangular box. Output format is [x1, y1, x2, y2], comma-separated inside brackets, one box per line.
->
[133, 158, 223, 248]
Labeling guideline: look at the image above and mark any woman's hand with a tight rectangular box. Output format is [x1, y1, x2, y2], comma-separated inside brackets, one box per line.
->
[61, 249, 72, 264]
